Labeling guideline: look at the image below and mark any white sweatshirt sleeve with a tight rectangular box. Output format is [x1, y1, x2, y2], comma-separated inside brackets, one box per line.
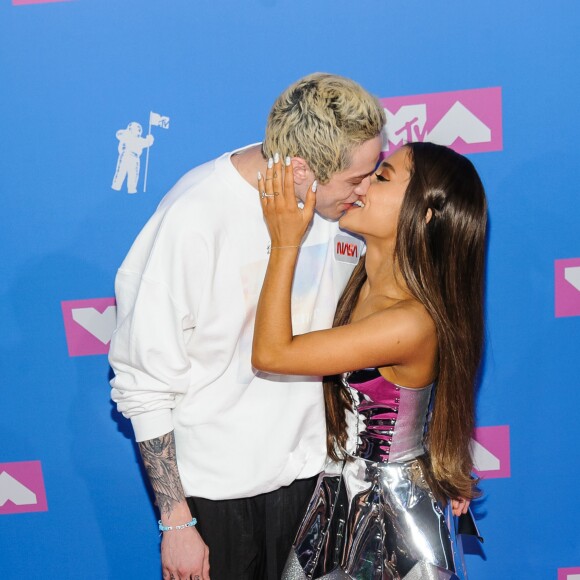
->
[109, 208, 210, 442]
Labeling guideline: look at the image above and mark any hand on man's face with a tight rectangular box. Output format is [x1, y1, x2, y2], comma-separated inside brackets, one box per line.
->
[313, 135, 382, 220]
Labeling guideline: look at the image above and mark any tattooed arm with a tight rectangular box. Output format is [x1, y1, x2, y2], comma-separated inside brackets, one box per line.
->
[139, 432, 188, 518]
[139, 432, 210, 580]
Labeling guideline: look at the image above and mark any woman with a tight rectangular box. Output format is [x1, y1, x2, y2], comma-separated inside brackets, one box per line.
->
[253, 142, 487, 579]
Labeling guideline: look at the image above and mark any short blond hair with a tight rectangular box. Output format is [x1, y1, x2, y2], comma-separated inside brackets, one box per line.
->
[263, 73, 385, 183]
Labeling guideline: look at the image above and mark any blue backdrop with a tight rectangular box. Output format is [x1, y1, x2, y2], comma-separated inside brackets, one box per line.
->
[1, 1, 579, 578]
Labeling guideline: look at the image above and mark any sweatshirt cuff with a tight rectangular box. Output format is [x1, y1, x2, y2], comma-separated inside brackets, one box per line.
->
[131, 409, 174, 442]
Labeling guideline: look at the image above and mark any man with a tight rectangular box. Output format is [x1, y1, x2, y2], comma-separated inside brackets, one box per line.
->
[109, 73, 385, 580]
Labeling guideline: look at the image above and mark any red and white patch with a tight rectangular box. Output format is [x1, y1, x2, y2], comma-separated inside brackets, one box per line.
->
[334, 234, 361, 265]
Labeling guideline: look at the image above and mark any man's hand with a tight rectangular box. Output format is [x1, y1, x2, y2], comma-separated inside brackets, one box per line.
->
[161, 526, 210, 580]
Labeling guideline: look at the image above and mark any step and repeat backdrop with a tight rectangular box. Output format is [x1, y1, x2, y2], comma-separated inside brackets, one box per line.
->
[1, 1, 579, 578]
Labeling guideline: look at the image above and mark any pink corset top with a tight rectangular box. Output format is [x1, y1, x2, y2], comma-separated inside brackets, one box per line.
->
[344, 368, 433, 463]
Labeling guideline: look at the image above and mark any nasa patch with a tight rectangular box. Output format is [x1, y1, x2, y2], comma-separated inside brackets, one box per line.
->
[334, 234, 361, 265]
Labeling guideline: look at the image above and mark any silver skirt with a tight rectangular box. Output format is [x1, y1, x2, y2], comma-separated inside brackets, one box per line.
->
[282, 456, 460, 580]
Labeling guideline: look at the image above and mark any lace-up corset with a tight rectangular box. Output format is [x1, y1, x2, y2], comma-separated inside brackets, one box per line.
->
[345, 368, 433, 463]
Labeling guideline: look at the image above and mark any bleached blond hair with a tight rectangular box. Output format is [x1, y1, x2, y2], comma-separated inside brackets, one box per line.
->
[263, 73, 385, 183]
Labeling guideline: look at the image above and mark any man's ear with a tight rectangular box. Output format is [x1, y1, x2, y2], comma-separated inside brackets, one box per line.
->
[291, 157, 312, 185]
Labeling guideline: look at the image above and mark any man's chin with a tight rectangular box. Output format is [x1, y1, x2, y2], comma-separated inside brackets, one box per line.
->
[315, 206, 343, 222]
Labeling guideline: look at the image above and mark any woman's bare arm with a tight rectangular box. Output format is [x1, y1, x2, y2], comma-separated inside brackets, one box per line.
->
[252, 155, 435, 380]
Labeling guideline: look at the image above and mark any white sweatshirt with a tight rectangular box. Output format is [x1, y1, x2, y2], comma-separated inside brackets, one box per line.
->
[109, 146, 362, 500]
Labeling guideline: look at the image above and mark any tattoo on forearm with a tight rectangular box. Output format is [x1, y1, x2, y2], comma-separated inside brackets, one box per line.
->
[139, 432, 185, 517]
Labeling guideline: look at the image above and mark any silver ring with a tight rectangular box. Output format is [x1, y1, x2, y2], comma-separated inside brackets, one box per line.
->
[261, 192, 275, 198]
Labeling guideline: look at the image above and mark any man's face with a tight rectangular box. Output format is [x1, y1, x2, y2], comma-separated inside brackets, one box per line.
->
[312, 135, 383, 220]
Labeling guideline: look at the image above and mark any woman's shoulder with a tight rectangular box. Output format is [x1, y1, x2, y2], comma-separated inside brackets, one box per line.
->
[372, 299, 437, 386]
[386, 296, 432, 320]
[363, 297, 436, 352]
[361, 295, 432, 325]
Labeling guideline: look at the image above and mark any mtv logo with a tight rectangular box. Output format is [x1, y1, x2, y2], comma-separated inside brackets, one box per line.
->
[0, 461, 48, 515]
[558, 567, 580, 580]
[13, 0, 72, 4]
[380, 87, 502, 155]
[555, 258, 580, 318]
[470, 425, 510, 479]
[61, 298, 117, 357]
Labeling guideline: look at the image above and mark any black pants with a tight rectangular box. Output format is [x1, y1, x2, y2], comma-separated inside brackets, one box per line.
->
[186, 475, 317, 580]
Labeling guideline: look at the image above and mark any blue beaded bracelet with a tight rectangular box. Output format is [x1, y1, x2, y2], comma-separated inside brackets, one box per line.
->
[158, 517, 197, 532]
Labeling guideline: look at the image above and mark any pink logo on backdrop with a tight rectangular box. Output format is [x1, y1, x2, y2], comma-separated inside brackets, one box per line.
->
[13, 0, 72, 5]
[470, 425, 510, 479]
[61, 298, 117, 357]
[555, 258, 580, 318]
[558, 568, 580, 580]
[0, 461, 48, 515]
[380, 87, 502, 155]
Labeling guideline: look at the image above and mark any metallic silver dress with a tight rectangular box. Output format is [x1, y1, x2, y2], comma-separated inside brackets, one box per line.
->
[282, 369, 476, 580]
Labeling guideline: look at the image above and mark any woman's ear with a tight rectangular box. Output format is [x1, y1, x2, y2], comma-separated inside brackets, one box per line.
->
[426, 208, 433, 224]
[291, 157, 312, 185]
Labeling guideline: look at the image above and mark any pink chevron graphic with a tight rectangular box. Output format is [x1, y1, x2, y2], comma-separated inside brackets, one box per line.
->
[13, 0, 73, 5]
[471, 425, 510, 479]
[380, 87, 502, 155]
[12, 0, 73, 6]
[0, 461, 48, 515]
[555, 258, 580, 318]
[61, 298, 117, 357]
[558, 567, 580, 580]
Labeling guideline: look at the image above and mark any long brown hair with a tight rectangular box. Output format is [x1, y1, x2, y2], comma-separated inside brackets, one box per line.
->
[324, 142, 487, 500]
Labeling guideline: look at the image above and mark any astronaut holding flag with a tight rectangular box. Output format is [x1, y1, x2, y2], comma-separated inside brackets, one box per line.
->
[111, 111, 170, 194]
[111, 122, 154, 194]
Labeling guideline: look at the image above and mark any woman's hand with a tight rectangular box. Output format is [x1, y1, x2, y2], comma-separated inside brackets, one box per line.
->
[451, 497, 470, 516]
[258, 153, 316, 249]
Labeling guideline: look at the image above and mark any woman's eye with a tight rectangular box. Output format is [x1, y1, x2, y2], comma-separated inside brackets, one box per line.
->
[375, 173, 389, 182]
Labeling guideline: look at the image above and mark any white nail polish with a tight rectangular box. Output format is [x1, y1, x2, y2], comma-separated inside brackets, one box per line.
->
[285, 156, 291, 166]
[267, 158, 273, 169]
[312, 180, 318, 192]
[257, 171, 262, 180]
[274, 152, 280, 164]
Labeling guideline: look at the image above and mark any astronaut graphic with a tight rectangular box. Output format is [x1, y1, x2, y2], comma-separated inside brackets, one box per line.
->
[111, 122, 154, 194]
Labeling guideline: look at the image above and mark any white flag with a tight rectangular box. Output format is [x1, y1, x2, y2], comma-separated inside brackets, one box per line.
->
[150, 111, 170, 129]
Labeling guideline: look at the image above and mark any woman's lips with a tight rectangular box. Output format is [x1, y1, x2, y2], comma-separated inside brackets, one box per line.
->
[344, 200, 365, 211]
